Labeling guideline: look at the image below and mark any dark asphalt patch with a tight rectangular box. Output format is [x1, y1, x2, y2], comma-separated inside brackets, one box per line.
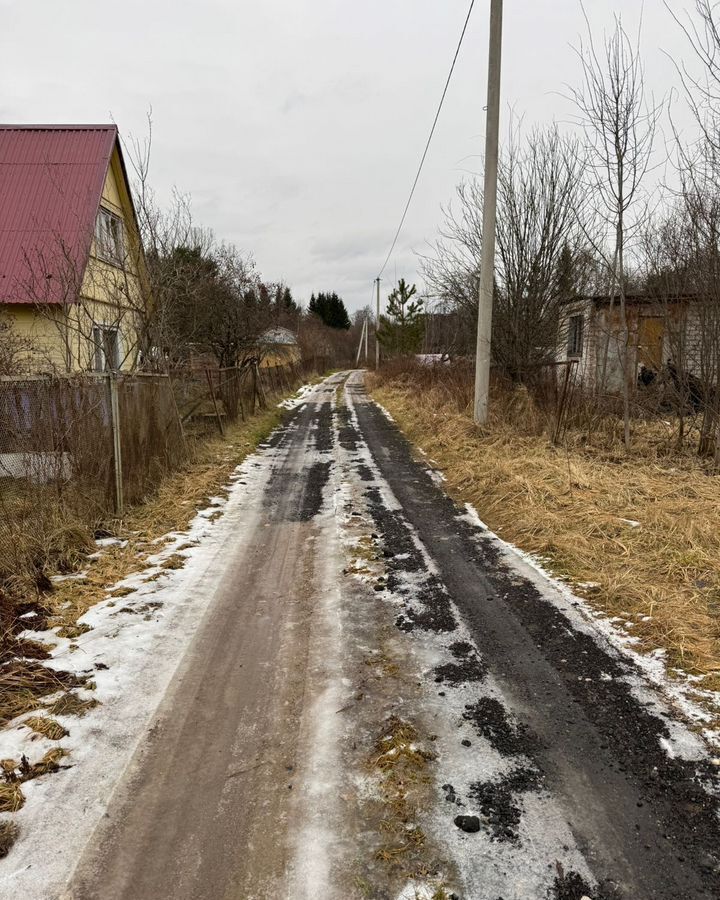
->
[296, 461, 332, 521]
[442, 783, 464, 807]
[394, 577, 458, 634]
[552, 868, 621, 900]
[434, 641, 487, 685]
[463, 697, 537, 757]
[467, 767, 541, 843]
[313, 403, 334, 453]
[262, 398, 335, 522]
[334, 404, 359, 452]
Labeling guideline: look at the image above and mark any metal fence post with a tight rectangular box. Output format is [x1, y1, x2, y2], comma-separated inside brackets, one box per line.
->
[108, 374, 124, 516]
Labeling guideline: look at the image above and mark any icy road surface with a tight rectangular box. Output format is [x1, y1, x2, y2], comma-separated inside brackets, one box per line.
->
[3, 372, 719, 900]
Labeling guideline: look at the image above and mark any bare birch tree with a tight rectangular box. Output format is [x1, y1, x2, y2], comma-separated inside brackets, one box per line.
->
[570, 10, 659, 447]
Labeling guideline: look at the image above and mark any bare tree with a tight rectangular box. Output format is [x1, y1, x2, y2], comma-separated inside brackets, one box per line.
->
[421, 124, 589, 377]
[570, 10, 659, 447]
[666, 0, 720, 159]
[0, 315, 31, 376]
[659, 0, 720, 459]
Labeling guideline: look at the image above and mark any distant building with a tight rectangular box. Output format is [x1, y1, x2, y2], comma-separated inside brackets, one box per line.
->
[259, 325, 300, 367]
[0, 124, 149, 374]
[558, 292, 705, 391]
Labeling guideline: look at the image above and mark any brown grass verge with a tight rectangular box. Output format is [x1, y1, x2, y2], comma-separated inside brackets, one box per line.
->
[370, 367, 720, 701]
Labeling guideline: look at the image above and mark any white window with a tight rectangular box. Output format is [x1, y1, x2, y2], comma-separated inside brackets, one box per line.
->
[567, 314, 584, 358]
[94, 207, 125, 265]
[92, 325, 121, 371]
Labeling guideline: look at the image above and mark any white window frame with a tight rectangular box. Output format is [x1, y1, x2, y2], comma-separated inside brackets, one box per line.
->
[94, 207, 125, 266]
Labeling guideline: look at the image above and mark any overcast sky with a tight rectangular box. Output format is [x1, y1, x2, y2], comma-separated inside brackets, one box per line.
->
[0, 0, 699, 312]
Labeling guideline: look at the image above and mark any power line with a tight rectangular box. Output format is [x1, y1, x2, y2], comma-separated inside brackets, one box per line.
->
[377, 0, 476, 280]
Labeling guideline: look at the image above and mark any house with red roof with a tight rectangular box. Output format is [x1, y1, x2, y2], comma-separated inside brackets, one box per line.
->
[0, 125, 149, 374]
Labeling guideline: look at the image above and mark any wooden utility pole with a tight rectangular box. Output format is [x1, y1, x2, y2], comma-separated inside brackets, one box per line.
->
[473, 0, 503, 424]
[375, 277, 381, 369]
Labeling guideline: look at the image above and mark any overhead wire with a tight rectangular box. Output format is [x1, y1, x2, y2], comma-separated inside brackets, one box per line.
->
[376, 0, 477, 281]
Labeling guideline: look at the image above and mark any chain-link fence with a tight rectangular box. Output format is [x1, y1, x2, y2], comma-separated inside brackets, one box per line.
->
[0, 360, 308, 600]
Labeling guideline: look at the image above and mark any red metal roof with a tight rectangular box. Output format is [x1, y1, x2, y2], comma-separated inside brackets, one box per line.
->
[0, 125, 117, 304]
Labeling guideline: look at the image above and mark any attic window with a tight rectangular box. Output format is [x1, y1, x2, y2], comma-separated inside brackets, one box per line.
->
[95, 207, 124, 265]
[567, 314, 584, 358]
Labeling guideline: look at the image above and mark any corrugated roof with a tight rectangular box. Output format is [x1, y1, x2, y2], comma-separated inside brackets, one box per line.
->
[0, 125, 117, 304]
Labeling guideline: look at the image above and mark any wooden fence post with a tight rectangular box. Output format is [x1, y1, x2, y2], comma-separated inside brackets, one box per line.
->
[108, 374, 124, 516]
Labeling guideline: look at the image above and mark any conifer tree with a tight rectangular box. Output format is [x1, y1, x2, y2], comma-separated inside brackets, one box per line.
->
[308, 291, 351, 329]
[378, 279, 425, 355]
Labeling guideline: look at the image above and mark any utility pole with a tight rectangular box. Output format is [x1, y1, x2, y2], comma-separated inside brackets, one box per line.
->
[375, 277, 381, 370]
[473, 0, 503, 424]
[364, 311, 369, 361]
[355, 316, 367, 367]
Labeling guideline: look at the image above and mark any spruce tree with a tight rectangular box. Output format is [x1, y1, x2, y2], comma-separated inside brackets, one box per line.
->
[377, 279, 425, 355]
[308, 291, 351, 330]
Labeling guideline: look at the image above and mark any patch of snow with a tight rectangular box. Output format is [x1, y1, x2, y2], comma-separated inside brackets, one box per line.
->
[277, 381, 316, 410]
[50, 572, 87, 584]
[94, 537, 128, 549]
[375, 402, 395, 423]
[395, 881, 436, 900]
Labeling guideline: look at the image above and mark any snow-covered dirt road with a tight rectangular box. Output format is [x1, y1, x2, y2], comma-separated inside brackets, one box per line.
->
[3, 372, 719, 900]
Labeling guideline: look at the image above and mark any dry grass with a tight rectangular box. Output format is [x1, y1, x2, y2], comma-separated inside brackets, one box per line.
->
[371, 367, 720, 697]
[161, 554, 187, 571]
[47, 692, 99, 718]
[0, 662, 85, 727]
[0, 783, 24, 813]
[23, 716, 68, 741]
[370, 717, 435, 866]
